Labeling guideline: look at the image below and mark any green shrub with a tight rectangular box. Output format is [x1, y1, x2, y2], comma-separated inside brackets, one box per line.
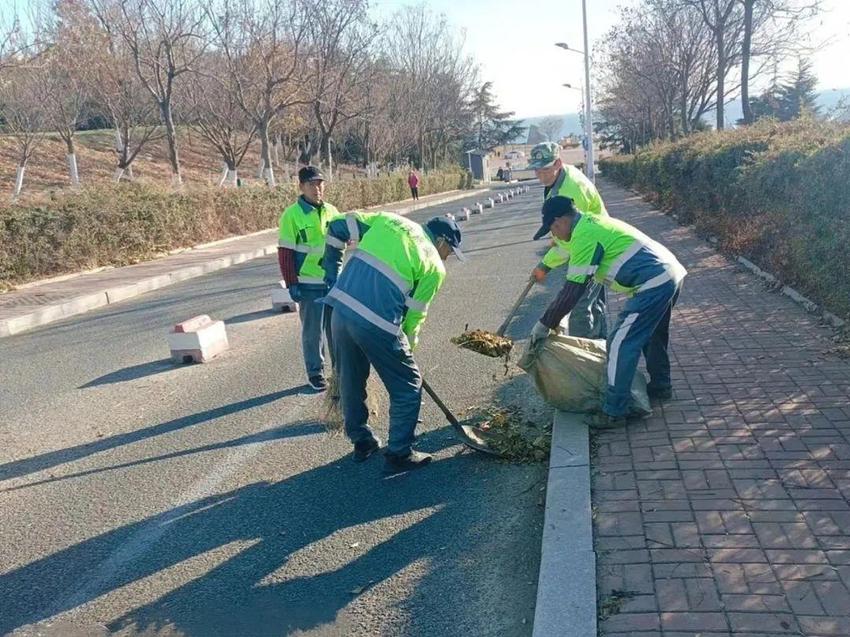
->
[0, 169, 472, 290]
[599, 118, 850, 318]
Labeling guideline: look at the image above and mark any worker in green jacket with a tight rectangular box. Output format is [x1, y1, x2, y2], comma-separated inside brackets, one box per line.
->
[278, 166, 339, 391]
[322, 212, 466, 474]
[530, 196, 687, 428]
[527, 141, 608, 339]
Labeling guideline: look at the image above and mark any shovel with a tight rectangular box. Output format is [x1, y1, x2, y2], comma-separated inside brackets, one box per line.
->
[421, 378, 499, 455]
[495, 278, 535, 337]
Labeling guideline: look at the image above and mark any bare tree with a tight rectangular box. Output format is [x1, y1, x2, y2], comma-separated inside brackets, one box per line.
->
[304, 0, 378, 180]
[1, 63, 48, 199]
[87, 0, 162, 181]
[538, 115, 564, 142]
[682, 0, 745, 130]
[384, 5, 476, 169]
[184, 52, 257, 187]
[35, 0, 98, 187]
[94, 0, 207, 185]
[207, 0, 309, 188]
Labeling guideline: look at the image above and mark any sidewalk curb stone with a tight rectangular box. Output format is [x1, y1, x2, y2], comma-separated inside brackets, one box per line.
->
[533, 412, 597, 636]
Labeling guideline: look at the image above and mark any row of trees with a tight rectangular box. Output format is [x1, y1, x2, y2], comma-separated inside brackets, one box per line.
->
[594, 0, 823, 152]
[0, 0, 524, 197]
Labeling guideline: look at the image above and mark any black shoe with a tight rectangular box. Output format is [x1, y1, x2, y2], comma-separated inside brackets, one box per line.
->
[592, 413, 627, 430]
[308, 375, 328, 392]
[383, 450, 432, 474]
[647, 386, 673, 401]
[353, 437, 381, 463]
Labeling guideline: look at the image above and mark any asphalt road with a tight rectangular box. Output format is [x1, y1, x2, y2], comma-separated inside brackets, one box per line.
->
[0, 186, 560, 637]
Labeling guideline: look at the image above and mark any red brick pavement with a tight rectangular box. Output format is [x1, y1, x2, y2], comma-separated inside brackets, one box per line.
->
[593, 180, 850, 637]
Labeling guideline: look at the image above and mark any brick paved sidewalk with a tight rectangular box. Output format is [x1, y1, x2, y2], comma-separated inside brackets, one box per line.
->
[593, 180, 850, 637]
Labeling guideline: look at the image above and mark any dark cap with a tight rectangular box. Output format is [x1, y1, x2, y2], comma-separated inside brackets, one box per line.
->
[298, 166, 325, 183]
[532, 195, 578, 240]
[425, 216, 467, 261]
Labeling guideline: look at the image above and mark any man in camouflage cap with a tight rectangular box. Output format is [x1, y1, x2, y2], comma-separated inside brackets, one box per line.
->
[526, 141, 608, 339]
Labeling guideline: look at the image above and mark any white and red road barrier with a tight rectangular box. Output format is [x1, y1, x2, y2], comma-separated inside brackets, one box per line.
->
[474, 202, 484, 214]
[456, 207, 470, 221]
[167, 315, 229, 364]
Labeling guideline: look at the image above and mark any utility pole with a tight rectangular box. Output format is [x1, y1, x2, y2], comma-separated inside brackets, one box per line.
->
[581, 0, 595, 182]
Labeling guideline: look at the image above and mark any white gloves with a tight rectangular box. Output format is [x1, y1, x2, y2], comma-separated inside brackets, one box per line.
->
[530, 320, 552, 347]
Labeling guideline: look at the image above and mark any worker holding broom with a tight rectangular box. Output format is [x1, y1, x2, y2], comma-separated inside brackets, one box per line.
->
[529, 196, 687, 428]
[527, 141, 608, 339]
[321, 212, 466, 474]
[278, 166, 339, 392]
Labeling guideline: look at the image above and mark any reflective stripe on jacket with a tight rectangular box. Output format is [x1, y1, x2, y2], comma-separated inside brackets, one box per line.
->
[322, 211, 445, 349]
[562, 213, 687, 296]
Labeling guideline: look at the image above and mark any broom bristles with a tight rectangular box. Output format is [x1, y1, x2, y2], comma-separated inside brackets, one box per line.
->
[321, 373, 344, 431]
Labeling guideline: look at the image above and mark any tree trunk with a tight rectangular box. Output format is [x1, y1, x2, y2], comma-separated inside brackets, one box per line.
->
[716, 28, 726, 130]
[259, 122, 276, 188]
[13, 165, 25, 199]
[65, 134, 80, 187]
[160, 101, 182, 186]
[741, 0, 754, 125]
[324, 135, 333, 181]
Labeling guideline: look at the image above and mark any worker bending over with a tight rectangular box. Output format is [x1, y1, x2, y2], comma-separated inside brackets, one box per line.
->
[530, 196, 687, 427]
[322, 212, 466, 474]
[527, 141, 608, 339]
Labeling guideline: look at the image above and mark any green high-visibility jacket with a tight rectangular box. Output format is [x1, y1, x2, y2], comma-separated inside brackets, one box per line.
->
[541, 165, 608, 271]
[278, 197, 340, 286]
[560, 214, 686, 296]
[322, 211, 445, 349]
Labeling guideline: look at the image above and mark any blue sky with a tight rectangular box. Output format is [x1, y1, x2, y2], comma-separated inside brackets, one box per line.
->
[374, 0, 850, 118]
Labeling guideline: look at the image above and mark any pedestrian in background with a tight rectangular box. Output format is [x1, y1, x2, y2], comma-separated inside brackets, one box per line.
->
[278, 166, 339, 391]
[408, 169, 420, 200]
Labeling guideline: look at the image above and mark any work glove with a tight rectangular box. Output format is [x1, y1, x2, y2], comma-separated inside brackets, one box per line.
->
[531, 267, 548, 283]
[288, 284, 302, 303]
[530, 320, 552, 347]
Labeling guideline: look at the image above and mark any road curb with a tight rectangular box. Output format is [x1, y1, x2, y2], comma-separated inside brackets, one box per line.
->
[0, 188, 489, 338]
[533, 412, 597, 637]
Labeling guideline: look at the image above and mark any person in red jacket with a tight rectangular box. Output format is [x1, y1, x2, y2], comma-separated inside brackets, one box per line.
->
[408, 169, 420, 200]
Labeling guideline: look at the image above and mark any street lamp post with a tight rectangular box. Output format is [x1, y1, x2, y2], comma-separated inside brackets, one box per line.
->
[555, 0, 595, 182]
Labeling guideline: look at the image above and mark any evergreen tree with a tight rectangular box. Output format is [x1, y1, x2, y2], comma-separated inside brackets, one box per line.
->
[776, 58, 819, 120]
[748, 59, 819, 122]
[468, 82, 525, 150]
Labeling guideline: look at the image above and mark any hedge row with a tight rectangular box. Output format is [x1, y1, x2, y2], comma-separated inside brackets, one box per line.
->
[0, 169, 472, 290]
[599, 118, 850, 318]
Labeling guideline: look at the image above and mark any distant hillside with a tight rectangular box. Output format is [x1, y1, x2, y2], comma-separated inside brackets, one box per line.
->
[518, 88, 850, 141]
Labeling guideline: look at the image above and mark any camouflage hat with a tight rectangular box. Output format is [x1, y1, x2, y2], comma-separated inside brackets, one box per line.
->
[526, 141, 561, 170]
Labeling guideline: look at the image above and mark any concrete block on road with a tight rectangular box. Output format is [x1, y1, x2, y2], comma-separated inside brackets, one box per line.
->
[497, 193, 505, 203]
[485, 197, 495, 208]
[167, 314, 229, 363]
[456, 207, 470, 221]
[474, 202, 483, 214]
[271, 281, 298, 313]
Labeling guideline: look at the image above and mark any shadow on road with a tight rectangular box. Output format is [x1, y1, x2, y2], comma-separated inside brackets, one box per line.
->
[79, 358, 177, 388]
[0, 420, 325, 494]
[0, 428, 535, 637]
[0, 387, 309, 483]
